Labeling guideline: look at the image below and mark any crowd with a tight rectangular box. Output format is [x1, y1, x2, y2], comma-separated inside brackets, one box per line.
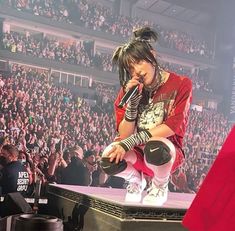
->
[0, 64, 117, 196]
[2, 31, 114, 72]
[1, 30, 213, 93]
[0, 0, 229, 199]
[0, 64, 231, 197]
[2, 0, 213, 58]
[170, 108, 231, 193]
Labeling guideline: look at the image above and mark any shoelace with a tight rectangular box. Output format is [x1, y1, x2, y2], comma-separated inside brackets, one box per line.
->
[127, 182, 141, 194]
[147, 185, 166, 197]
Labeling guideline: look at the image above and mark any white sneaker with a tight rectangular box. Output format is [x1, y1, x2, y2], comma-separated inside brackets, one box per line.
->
[142, 182, 168, 206]
[125, 173, 146, 203]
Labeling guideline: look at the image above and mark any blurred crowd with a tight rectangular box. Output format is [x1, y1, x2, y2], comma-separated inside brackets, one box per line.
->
[170, 109, 231, 193]
[2, 31, 113, 72]
[2, 0, 213, 58]
[0, 65, 232, 196]
[0, 65, 117, 196]
[0, 0, 230, 197]
[2, 31, 213, 93]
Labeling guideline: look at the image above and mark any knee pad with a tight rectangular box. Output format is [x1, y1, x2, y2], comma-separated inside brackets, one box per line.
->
[100, 157, 127, 175]
[144, 140, 172, 166]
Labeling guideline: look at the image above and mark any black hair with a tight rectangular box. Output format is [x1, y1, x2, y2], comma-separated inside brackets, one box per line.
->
[0, 156, 7, 167]
[84, 150, 94, 159]
[112, 27, 160, 87]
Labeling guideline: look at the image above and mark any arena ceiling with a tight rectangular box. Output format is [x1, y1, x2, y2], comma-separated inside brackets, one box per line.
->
[134, 0, 217, 26]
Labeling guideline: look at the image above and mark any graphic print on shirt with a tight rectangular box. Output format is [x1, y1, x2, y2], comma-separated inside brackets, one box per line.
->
[138, 101, 165, 130]
[137, 90, 177, 130]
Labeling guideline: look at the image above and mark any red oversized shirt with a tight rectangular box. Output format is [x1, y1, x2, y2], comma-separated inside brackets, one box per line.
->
[114, 72, 192, 152]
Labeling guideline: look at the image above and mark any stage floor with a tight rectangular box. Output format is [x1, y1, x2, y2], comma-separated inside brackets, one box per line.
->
[48, 184, 194, 230]
[51, 184, 195, 210]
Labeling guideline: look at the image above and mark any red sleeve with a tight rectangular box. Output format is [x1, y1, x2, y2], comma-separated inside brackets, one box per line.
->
[164, 77, 192, 137]
[114, 88, 126, 131]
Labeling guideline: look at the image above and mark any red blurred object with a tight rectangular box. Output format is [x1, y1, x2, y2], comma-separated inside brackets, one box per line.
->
[182, 125, 235, 231]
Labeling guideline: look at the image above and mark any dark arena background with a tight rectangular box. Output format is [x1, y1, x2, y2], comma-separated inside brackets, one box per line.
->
[0, 0, 234, 230]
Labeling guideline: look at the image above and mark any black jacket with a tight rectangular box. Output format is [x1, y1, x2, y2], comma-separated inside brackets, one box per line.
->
[0, 161, 30, 196]
[61, 157, 90, 186]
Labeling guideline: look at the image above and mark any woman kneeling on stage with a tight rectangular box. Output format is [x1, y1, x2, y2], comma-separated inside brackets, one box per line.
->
[100, 26, 192, 206]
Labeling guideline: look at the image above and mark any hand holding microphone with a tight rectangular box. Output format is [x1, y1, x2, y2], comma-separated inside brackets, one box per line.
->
[117, 85, 139, 109]
[119, 78, 143, 121]
[118, 78, 143, 108]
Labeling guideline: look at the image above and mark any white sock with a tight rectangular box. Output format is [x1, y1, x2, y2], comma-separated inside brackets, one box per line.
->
[144, 155, 173, 186]
[153, 175, 169, 187]
[115, 162, 141, 183]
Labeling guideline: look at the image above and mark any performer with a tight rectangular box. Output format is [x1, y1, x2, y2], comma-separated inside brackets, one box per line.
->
[100, 27, 192, 206]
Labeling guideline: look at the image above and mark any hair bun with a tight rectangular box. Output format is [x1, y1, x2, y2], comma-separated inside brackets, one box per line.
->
[133, 27, 158, 42]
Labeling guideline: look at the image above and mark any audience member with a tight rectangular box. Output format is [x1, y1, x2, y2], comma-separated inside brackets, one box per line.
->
[0, 144, 30, 196]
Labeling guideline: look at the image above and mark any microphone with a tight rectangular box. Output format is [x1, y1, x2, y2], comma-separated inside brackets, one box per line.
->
[118, 85, 139, 108]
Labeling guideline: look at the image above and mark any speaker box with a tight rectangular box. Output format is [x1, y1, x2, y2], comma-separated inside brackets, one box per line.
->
[0, 214, 63, 231]
[0, 214, 19, 231]
[1, 192, 32, 217]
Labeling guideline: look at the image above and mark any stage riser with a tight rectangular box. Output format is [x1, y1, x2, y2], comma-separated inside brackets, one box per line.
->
[48, 194, 187, 231]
